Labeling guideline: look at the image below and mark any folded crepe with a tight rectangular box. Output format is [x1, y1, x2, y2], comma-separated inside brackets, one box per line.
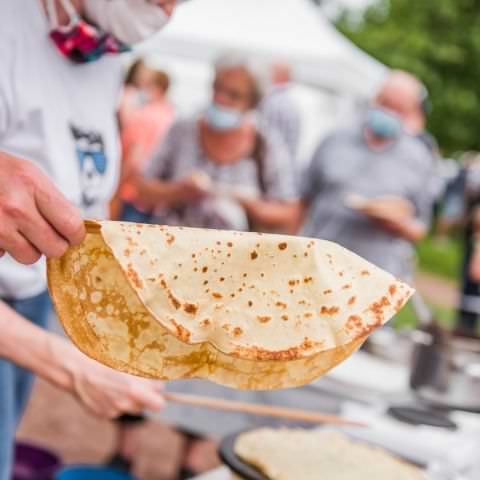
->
[47, 221, 413, 390]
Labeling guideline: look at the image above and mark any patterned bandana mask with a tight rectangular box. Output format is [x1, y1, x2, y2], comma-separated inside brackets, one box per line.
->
[46, 0, 129, 64]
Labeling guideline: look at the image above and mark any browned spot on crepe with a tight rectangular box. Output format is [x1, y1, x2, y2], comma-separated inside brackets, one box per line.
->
[346, 315, 363, 332]
[257, 315, 272, 324]
[170, 318, 191, 342]
[160, 279, 181, 309]
[321, 306, 340, 316]
[233, 327, 243, 337]
[127, 263, 143, 289]
[183, 303, 198, 315]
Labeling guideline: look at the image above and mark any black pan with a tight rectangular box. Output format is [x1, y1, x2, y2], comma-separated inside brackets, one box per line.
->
[218, 429, 426, 480]
[218, 432, 267, 480]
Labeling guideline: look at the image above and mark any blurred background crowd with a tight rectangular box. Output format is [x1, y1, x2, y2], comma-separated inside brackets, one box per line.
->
[112, 0, 479, 339]
[15, 0, 480, 479]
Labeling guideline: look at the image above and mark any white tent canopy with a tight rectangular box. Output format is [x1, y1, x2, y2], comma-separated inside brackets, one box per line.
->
[141, 0, 387, 97]
[137, 0, 387, 165]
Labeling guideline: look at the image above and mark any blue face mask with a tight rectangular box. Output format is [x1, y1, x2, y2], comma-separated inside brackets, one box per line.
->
[366, 108, 402, 140]
[205, 103, 243, 131]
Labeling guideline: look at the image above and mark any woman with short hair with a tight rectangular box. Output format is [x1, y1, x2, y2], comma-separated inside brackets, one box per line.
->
[135, 54, 298, 234]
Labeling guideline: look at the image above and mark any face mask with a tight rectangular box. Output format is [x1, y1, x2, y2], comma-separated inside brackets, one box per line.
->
[366, 108, 402, 140]
[47, 0, 129, 63]
[205, 103, 244, 131]
[83, 0, 172, 45]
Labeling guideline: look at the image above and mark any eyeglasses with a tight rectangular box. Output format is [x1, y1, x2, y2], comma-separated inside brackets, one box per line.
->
[213, 80, 251, 103]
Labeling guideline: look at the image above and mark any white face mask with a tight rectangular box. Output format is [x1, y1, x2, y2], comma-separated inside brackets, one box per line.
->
[83, 0, 173, 45]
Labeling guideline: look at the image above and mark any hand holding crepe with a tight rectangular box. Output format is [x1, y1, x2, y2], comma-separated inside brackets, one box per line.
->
[345, 194, 415, 222]
[47, 221, 413, 390]
[234, 428, 424, 480]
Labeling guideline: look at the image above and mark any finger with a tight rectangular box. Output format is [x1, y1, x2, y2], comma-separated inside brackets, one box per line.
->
[34, 179, 86, 246]
[132, 387, 165, 412]
[0, 230, 41, 265]
[153, 381, 165, 393]
[95, 405, 121, 420]
[114, 398, 144, 416]
[84, 394, 121, 419]
[18, 212, 69, 258]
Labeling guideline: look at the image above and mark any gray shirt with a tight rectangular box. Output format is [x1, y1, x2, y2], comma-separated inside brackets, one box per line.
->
[260, 86, 301, 161]
[301, 126, 436, 279]
[146, 118, 297, 230]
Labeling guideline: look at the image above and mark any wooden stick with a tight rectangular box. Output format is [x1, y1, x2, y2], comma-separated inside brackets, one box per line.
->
[164, 392, 367, 428]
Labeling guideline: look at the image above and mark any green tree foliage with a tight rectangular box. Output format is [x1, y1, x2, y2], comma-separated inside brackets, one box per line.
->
[337, 0, 480, 155]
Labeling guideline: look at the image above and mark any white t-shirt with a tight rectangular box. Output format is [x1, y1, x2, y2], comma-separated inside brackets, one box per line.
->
[0, 1, 123, 299]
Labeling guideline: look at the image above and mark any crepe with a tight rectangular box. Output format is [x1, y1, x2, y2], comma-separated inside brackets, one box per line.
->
[345, 194, 415, 220]
[234, 428, 424, 480]
[47, 221, 413, 390]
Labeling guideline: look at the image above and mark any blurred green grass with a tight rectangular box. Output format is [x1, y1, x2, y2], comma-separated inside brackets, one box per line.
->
[416, 234, 463, 282]
[386, 234, 460, 332]
[393, 301, 456, 331]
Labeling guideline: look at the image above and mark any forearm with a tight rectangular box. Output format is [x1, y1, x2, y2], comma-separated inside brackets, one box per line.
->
[386, 217, 427, 243]
[0, 301, 73, 391]
[134, 176, 187, 209]
[239, 198, 305, 232]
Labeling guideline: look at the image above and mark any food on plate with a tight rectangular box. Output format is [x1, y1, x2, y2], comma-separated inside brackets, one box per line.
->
[234, 428, 424, 480]
[48, 221, 413, 390]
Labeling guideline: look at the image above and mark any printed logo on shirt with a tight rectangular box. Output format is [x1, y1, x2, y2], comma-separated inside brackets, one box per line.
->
[70, 124, 108, 208]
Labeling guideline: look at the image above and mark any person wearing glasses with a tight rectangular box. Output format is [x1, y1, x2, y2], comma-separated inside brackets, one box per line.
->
[134, 54, 298, 479]
[135, 54, 298, 234]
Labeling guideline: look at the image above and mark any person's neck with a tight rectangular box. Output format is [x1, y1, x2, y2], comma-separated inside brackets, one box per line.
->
[150, 93, 167, 105]
[41, 0, 84, 26]
[270, 82, 290, 93]
[200, 119, 255, 164]
[364, 128, 395, 152]
[405, 116, 425, 135]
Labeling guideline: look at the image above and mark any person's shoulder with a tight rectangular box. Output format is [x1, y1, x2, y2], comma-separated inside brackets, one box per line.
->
[256, 124, 292, 160]
[397, 133, 436, 170]
[418, 130, 438, 149]
[314, 125, 358, 153]
[168, 116, 197, 137]
[142, 101, 175, 121]
[329, 125, 359, 142]
[257, 123, 283, 144]
[399, 132, 434, 158]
